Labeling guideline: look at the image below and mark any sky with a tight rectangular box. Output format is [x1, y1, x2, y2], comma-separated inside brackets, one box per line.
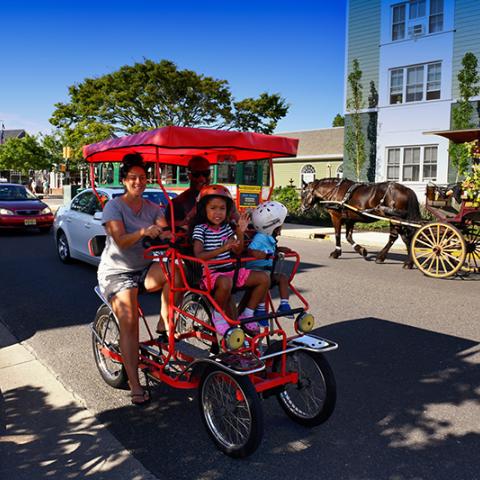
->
[0, 0, 347, 136]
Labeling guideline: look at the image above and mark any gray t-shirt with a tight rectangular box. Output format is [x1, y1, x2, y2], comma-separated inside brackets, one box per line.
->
[98, 197, 164, 278]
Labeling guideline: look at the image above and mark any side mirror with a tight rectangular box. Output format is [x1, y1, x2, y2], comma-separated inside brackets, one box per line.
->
[93, 211, 103, 221]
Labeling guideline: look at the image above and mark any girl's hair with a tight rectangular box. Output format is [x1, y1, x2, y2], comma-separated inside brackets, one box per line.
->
[119, 153, 147, 181]
[189, 195, 233, 235]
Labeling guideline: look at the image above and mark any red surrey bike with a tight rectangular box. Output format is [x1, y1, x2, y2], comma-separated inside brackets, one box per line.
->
[85, 126, 338, 458]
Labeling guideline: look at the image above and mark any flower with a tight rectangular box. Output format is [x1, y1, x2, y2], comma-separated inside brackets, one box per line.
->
[461, 163, 480, 205]
[465, 139, 480, 159]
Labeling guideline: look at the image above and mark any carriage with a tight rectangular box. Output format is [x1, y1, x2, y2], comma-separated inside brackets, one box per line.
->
[84, 126, 338, 458]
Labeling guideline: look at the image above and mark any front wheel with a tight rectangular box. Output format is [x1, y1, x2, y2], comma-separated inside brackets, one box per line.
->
[56, 231, 72, 264]
[199, 366, 263, 458]
[274, 350, 336, 427]
[92, 304, 128, 389]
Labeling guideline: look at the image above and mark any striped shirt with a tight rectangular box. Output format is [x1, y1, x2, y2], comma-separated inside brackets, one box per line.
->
[192, 223, 234, 271]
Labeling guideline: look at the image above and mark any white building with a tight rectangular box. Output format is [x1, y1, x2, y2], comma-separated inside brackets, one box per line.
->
[345, 0, 480, 197]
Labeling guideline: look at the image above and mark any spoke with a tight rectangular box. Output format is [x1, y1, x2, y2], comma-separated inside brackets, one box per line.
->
[419, 252, 436, 268]
[415, 249, 434, 259]
[426, 227, 439, 245]
[443, 250, 463, 264]
[415, 237, 435, 249]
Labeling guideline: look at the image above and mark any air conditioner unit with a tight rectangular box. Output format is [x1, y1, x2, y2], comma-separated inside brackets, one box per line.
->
[408, 22, 426, 37]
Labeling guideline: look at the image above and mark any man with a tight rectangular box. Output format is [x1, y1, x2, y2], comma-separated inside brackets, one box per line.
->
[165, 156, 211, 228]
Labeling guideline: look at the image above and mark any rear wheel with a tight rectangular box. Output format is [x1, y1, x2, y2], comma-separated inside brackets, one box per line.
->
[274, 350, 336, 427]
[199, 366, 263, 458]
[412, 222, 466, 278]
[92, 304, 128, 389]
[57, 231, 72, 264]
[463, 224, 480, 273]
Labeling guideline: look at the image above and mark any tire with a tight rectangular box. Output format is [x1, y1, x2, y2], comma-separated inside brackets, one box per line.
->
[92, 304, 128, 389]
[199, 366, 263, 458]
[57, 230, 73, 264]
[178, 292, 217, 353]
[412, 222, 466, 278]
[462, 224, 480, 273]
[274, 350, 336, 427]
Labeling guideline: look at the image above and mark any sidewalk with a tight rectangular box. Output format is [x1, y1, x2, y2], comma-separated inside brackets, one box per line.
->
[0, 320, 158, 480]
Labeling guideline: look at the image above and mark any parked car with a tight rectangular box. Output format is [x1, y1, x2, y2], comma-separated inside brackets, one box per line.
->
[53, 187, 177, 266]
[0, 183, 54, 233]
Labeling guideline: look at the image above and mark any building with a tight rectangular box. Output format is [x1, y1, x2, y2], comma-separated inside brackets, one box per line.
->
[273, 128, 344, 189]
[345, 0, 480, 197]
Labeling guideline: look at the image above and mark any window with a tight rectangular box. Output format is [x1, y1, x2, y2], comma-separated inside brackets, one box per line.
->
[178, 166, 189, 184]
[243, 161, 258, 185]
[391, 0, 443, 41]
[387, 149, 400, 180]
[392, 4, 406, 40]
[390, 69, 404, 104]
[389, 62, 441, 104]
[300, 164, 316, 185]
[71, 191, 95, 214]
[217, 161, 237, 184]
[160, 164, 176, 184]
[429, 0, 444, 33]
[386, 146, 438, 181]
[406, 66, 424, 102]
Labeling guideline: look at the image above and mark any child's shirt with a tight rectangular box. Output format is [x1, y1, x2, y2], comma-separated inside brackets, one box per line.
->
[247, 232, 277, 270]
[192, 223, 234, 271]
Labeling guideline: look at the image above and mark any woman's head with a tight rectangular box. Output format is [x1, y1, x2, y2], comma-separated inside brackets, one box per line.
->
[120, 153, 148, 196]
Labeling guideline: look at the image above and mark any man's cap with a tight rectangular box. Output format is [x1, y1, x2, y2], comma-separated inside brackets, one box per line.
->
[188, 156, 210, 171]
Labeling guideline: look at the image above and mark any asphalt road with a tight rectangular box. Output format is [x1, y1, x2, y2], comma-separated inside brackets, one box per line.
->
[1, 230, 479, 479]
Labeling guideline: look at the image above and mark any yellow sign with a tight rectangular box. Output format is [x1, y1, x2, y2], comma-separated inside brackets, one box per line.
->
[237, 185, 262, 208]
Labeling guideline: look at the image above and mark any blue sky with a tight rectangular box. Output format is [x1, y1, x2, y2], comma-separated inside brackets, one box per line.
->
[0, 0, 347, 135]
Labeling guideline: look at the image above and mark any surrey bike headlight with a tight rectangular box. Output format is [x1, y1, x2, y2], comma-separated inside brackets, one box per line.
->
[224, 327, 245, 350]
[295, 312, 315, 333]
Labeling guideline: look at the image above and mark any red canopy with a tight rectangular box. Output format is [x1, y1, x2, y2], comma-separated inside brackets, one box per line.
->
[83, 126, 298, 165]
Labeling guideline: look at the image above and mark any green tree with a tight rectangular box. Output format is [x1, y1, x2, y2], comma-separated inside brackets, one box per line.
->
[345, 59, 366, 181]
[50, 59, 289, 160]
[332, 113, 344, 127]
[0, 134, 51, 172]
[449, 52, 480, 180]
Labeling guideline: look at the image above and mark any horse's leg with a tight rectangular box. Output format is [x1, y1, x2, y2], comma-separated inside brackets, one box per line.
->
[345, 220, 368, 258]
[400, 227, 415, 269]
[329, 212, 342, 259]
[375, 224, 400, 264]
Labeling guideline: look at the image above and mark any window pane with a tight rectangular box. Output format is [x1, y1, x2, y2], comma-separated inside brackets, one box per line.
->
[426, 62, 441, 100]
[243, 161, 258, 185]
[178, 166, 189, 184]
[390, 69, 404, 104]
[423, 146, 438, 180]
[160, 164, 176, 184]
[217, 162, 237, 184]
[386, 148, 400, 180]
[409, 0, 426, 19]
[403, 147, 421, 181]
[406, 66, 424, 102]
[429, 0, 444, 33]
[392, 5, 406, 40]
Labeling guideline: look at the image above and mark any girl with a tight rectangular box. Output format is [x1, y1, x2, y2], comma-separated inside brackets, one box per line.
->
[191, 185, 270, 336]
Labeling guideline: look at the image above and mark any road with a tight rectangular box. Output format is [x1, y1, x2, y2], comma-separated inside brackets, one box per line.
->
[1, 230, 479, 479]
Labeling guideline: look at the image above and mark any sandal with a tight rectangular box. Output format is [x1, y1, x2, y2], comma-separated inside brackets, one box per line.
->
[130, 390, 150, 406]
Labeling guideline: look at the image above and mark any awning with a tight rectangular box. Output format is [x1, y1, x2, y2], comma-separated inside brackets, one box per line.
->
[423, 128, 480, 144]
[83, 126, 299, 165]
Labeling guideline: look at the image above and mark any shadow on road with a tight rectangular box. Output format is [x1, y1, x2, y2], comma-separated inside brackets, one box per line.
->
[92, 318, 480, 480]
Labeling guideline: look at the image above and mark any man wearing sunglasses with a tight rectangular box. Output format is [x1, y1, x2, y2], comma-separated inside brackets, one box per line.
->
[166, 156, 212, 228]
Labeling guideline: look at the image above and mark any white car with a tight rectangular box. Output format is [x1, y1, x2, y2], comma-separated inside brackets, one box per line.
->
[53, 187, 177, 266]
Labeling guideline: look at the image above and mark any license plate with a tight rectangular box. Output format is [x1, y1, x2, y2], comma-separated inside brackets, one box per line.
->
[24, 219, 37, 226]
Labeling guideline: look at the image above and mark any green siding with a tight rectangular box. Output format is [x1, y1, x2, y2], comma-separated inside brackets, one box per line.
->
[346, 0, 381, 103]
[452, 0, 480, 99]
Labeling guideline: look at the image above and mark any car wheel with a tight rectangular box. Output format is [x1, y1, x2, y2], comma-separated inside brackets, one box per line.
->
[57, 231, 72, 263]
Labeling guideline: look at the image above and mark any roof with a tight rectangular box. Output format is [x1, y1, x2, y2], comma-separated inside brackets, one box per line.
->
[275, 127, 344, 157]
[83, 126, 299, 165]
[0, 129, 26, 144]
[424, 128, 480, 143]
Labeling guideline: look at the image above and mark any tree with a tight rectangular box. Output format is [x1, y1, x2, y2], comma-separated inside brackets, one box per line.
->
[50, 59, 289, 162]
[0, 134, 51, 172]
[332, 114, 344, 127]
[449, 52, 480, 180]
[345, 59, 366, 181]
[367, 80, 378, 181]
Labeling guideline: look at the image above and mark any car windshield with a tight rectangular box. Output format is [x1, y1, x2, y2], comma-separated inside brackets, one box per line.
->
[0, 185, 37, 201]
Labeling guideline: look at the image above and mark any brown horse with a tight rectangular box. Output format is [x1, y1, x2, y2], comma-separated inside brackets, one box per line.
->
[301, 178, 421, 268]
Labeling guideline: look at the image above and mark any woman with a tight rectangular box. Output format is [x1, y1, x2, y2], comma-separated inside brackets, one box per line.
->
[98, 153, 171, 405]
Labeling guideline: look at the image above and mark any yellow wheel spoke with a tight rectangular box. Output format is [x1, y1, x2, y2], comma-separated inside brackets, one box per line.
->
[415, 237, 435, 249]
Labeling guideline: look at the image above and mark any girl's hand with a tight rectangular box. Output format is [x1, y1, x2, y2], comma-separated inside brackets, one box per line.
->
[224, 236, 240, 251]
[237, 211, 250, 232]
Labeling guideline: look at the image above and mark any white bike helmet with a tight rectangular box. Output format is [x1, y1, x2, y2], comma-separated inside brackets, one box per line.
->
[252, 201, 288, 236]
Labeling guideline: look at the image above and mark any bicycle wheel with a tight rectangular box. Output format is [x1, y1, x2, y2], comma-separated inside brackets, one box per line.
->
[92, 304, 128, 389]
[199, 366, 263, 458]
[274, 350, 336, 427]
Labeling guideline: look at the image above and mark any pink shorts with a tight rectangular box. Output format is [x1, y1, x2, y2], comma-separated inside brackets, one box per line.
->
[201, 267, 251, 291]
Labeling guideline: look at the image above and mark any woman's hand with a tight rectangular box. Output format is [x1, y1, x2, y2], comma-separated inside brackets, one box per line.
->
[141, 225, 164, 238]
[237, 211, 250, 232]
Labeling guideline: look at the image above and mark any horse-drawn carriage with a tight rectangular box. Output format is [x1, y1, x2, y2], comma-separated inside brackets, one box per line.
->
[301, 128, 480, 279]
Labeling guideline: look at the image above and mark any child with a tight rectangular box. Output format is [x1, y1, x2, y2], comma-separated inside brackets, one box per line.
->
[247, 201, 293, 321]
[191, 185, 270, 336]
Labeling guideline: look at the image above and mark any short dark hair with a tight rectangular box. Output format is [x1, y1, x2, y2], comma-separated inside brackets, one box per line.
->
[119, 153, 146, 181]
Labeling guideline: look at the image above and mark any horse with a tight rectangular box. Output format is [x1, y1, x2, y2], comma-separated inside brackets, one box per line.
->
[301, 178, 421, 268]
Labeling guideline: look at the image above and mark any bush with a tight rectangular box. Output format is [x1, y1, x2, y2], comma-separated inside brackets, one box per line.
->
[271, 186, 301, 213]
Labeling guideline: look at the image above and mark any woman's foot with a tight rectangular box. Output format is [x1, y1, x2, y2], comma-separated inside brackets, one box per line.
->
[130, 390, 150, 406]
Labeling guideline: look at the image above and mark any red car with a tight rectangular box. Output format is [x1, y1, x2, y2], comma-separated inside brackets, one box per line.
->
[0, 183, 54, 233]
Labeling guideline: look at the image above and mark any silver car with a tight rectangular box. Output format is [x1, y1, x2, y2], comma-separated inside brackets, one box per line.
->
[53, 187, 176, 266]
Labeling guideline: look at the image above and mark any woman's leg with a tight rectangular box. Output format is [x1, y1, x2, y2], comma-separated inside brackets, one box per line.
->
[143, 262, 171, 333]
[110, 288, 143, 395]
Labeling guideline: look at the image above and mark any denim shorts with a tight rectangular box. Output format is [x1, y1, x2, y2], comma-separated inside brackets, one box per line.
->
[98, 264, 153, 302]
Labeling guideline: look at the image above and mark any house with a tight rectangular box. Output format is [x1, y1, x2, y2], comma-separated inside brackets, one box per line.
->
[344, 0, 480, 197]
[0, 129, 26, 145]
[273, 127, 344, 189]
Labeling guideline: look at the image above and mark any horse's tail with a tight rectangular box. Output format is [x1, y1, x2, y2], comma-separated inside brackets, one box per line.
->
[406, 189, 421, 221]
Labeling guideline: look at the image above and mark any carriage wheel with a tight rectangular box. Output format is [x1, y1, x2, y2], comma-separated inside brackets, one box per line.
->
[412, 222, 466, 278]
[199, 366, 263, 458]
[462, 224, 480, 273]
